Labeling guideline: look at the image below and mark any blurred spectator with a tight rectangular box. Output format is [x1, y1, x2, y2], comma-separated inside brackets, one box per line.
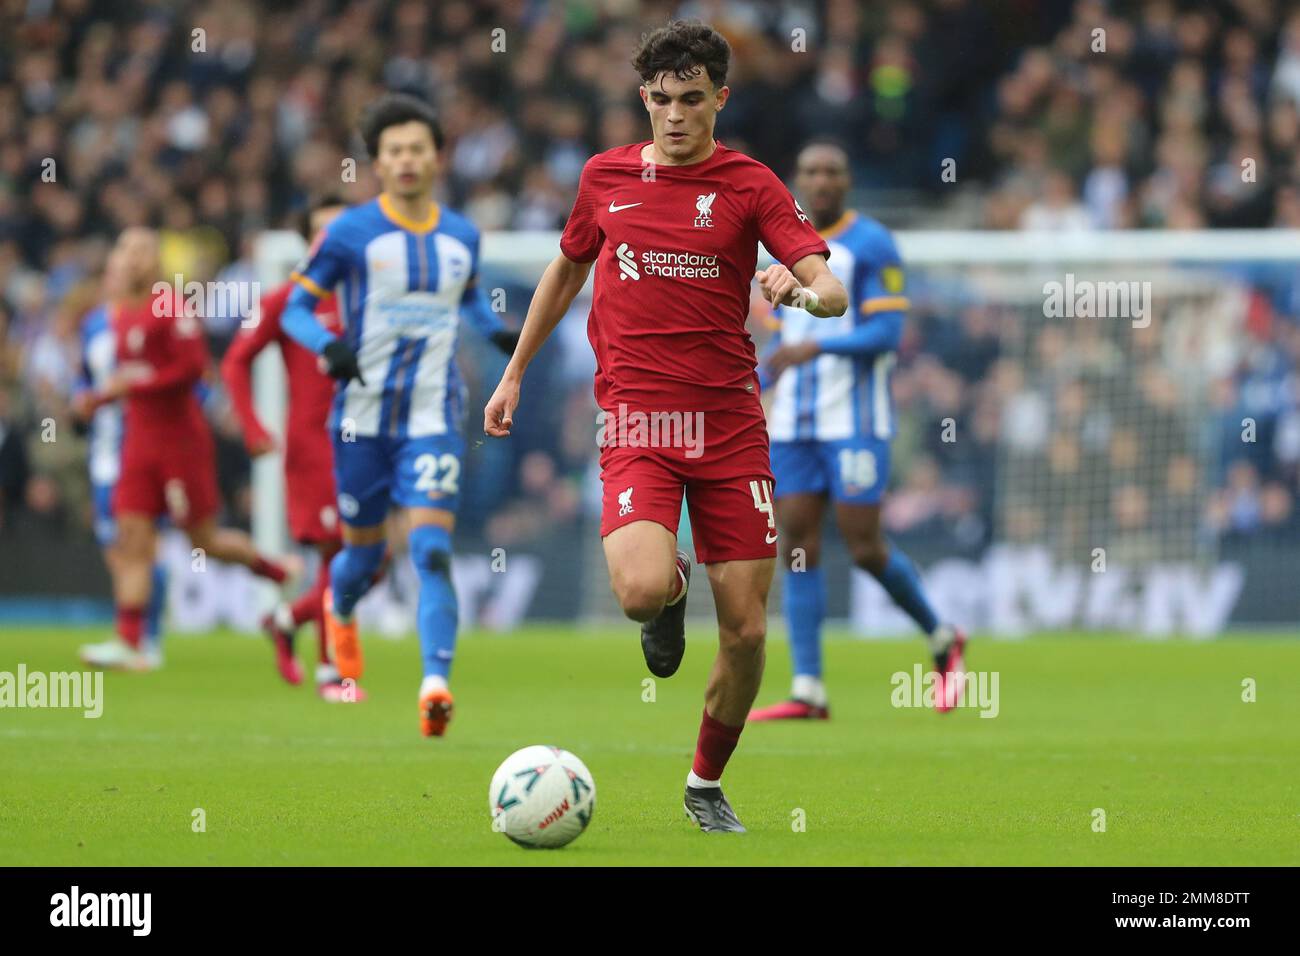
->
[0, 0, 1298, 581]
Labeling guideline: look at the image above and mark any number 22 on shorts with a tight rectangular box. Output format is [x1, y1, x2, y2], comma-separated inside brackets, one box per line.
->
[414, 452, 460, 496]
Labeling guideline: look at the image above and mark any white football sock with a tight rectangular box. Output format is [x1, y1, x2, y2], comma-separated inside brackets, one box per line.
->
[792, 674, 827, 708]
[315, 662, 339, 685]
[686, 770, 721, 790]
[665, 559, 688, 607]
[420, 674, 448, 696]
[273, 603, 295, 633]
[927, 624, 955, 658]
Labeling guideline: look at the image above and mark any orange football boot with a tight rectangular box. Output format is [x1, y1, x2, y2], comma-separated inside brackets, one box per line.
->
[322, 587, 363, 681]
[419, 686, 454, 737]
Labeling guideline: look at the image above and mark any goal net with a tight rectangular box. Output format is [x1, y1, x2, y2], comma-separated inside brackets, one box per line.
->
[225, 229, 1300, 637]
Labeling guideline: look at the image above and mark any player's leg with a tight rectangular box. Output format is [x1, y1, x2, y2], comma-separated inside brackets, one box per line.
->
[81, 484, 123, 661]
[262, 515, 342, 688]
[185, 519, 291, 584]
[749, 492, 830, 719]
[306, 539, 340, 665]
[143, 560, 168, 656]
[599, 450, 690, 676]
[836, 501, 934, 622]
[603, 519, 691, 673]
[81, 483, 157, 668]
[97, 512, 159, 669]
[407, 508, 456, 737]
[392, 432, 465, 737]
[603, 521, 681, 621]
[679, 432, 778, 832]
[682, 555, 773, 833]
[703, 556, 773, 724]
[88, 453, 167, 670]
[321, 436, 390, 685]
[325, 521, 386, 683]
[835, 480, 966, 712]
[750, 439, 832, 721]
[166, 435, 292, 584]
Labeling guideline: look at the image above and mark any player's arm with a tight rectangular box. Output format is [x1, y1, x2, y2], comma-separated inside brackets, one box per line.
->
[219, 283, 289, 456]
[461, 280, 518, 354]
[766, 309, 901, 382]
[808, 231, 906, 354]
[755, 253, 848, 318]
[459, 230, 519, 355]
[752, 167, 847, 318]
[280, 229, 362, 384]
[765, 243, 906, 381]
[483, 253, 592, 437]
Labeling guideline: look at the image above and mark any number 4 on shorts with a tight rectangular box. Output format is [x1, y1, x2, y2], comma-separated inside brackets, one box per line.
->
[749, 479, 777, 544]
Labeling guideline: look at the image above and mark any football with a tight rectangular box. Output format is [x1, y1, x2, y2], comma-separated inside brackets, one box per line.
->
[488, 745, 596, 848]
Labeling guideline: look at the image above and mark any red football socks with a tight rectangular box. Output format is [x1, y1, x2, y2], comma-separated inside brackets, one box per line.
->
[289, 559, 332, 664]
[289, 560, 328, 626]
[116, 606, 145, 649]
[692, 707, 743, 782]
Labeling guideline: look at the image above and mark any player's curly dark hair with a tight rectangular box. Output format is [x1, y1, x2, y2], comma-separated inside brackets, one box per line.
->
[632, 19, 730, 90]
[358, 92, 445, 159]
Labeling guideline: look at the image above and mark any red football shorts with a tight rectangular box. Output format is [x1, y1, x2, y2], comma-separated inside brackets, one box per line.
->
[114, 432, 219, 528]
[284, 430, 341, 544]
[285, 469, 341, 543]
[598, 401, 777, 564]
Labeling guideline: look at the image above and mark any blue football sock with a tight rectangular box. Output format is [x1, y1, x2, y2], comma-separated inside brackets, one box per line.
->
[409, 524, 458, 680]
[329, 541, 386, 619]
[872, 547, 939, 635]
[145, 562, 168, 648]
[785, 565, 826, 679]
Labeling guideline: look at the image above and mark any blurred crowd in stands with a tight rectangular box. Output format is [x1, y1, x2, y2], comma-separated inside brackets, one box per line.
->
[3, 0, 1300, 566]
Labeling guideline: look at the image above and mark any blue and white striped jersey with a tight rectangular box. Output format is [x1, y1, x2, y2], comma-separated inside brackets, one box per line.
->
[766, 211, 908, 443]
[288, 196, 485, 440]
[79, 305, 123, 486]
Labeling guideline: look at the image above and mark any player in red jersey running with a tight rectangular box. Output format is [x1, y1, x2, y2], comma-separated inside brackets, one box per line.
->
[80, 227, 295, 667]
[222, 196, 369, 700]
[484, 20, 848, 832]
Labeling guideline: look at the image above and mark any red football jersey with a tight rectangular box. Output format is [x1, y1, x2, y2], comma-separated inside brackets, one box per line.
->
[221, 281, 341, 476]
[112, 292, 209, 441]
[560, 140, 828, 413]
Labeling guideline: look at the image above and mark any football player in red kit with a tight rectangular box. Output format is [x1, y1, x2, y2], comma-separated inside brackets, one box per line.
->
[81, 227, 294, 668]
[484, 20, 848, 831]
[221, 196, 362, 700]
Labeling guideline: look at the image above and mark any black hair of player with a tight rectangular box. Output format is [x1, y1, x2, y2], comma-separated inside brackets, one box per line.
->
[359, 93, 445, 159]
[299, 193, 347, 239]
[632, 19, 730, 90]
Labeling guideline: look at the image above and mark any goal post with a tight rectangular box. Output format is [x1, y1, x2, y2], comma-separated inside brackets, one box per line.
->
[247, 230, 307, 616]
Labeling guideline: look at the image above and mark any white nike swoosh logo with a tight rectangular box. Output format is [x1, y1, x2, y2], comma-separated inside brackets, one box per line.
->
[608, 201, 643, 213]
[765, 531, 778, 544]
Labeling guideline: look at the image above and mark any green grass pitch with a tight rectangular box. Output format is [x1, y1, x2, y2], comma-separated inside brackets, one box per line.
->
[1, 626, 1297, 865]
